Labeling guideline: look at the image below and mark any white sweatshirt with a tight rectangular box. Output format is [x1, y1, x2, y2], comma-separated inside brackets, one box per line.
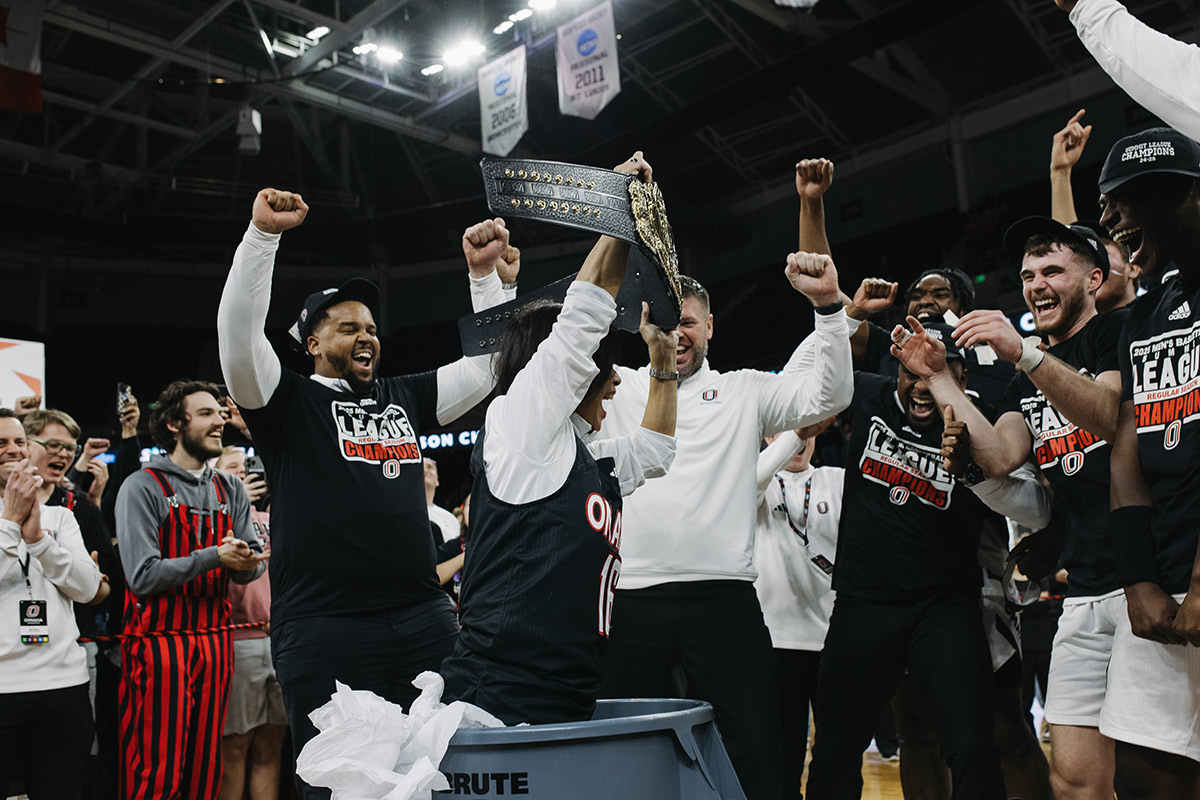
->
[752, 431, 843, 652]
[597, 309, 852, 589]
[1071, 0, 1200, 142]
[217, 223, 507, 422]
[0, 503, 101, 693]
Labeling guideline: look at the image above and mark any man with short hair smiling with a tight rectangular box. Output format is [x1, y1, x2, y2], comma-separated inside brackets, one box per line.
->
[217, 189, 513, 798]
[116, 381, 266, 800]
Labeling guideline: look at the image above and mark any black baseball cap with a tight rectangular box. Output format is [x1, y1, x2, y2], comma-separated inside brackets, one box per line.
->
[1099, 127, 1200, 194]
[1003, 216, 1111, 279]
[918, 319, 966, 363]
[288, 277, 379, 350]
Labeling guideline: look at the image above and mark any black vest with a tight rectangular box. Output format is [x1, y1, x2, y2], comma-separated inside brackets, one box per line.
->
[440, 426, 622, 725]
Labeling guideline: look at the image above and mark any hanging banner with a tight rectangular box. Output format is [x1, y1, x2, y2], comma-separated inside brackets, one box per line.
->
[556, 0, 620, 120]
[0, 0, 45, 112]
[478, 45, 528, 156]
[0, 338, 45, 409]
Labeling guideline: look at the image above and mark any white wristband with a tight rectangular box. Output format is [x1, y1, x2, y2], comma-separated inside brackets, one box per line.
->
[1016, 336, 1046, 373]
[843, 309, 865, 336]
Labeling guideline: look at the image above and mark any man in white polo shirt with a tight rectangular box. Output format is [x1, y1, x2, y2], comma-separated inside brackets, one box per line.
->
[597, 264, 853, 800]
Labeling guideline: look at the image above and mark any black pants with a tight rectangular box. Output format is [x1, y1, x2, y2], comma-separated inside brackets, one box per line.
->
[777, 649, 821, 800]
[272, 596, 459, 800]
[806, 590, 1004, 800]
[0, 682, 94, 800]
[599, 581, 784, 800]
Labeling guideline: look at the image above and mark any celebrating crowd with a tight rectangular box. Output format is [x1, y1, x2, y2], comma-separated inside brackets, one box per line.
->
[5, 2, 1200, 799]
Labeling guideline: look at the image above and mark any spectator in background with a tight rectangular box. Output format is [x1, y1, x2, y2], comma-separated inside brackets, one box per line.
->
[215, 447, 286, 800]
[22, 408, 124, 797]
[117, 381, 267, 800]
[1048, 108, 1142, 310]
[424, 457, 460, 544]
[0, 408, 106, 799]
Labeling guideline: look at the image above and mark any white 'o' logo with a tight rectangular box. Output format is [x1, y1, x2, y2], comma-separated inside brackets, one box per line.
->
[1061, 451, 1084, 476]
[889, 486, 910, 505]
[1165, 420, 1182, 451]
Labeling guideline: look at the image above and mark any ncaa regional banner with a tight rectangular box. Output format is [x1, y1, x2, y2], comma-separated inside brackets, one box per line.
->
[0, 1, 45, 112]
[556, 1, 620, 120]
[478, 45, 528, 156]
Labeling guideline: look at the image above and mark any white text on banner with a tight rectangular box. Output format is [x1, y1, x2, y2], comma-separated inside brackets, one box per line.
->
[556, 1, 620, 121]
[478, 45, 528, 156]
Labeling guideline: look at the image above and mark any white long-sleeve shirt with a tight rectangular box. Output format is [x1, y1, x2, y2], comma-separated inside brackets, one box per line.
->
[1071, 0, 1200, 142]
[597, 308, 852, 589]
[752, 431, 843, 652]
[483, 281, 676, 504]
[1, 504, 101, 693]
[217, 223, 507, 423]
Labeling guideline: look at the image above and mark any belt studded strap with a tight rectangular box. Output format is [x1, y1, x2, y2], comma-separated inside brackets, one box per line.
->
[460, 157, 683, 356]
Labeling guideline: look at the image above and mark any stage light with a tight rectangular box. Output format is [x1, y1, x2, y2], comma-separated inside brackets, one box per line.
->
[258, 29, 272, 56]
[421, 63, 444, 76]
[509, 9, 533, 21]
[444, 40, 485, 66]
[493, 20, 514, 34]
[307, 25, 330, 40]
[529, 0, 556, 10]
[353, 42, 378, 55]
[377, 46, 403, 63]
[272, 40, 301, 57]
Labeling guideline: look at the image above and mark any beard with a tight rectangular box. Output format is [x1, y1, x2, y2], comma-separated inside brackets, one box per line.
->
[1036, 286, 1089, 339]
[181, 426, 224, 462]
[327, 350, 378, 395]
[678, 340, 708, 382]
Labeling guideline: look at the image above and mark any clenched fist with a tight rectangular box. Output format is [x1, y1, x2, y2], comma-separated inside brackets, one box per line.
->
[462, 217, 512, 279]
[784, 252, 841, 307]
[252, 188, 309, 234]
[795, 158, 834, 201]
[613, 150, 653, 184]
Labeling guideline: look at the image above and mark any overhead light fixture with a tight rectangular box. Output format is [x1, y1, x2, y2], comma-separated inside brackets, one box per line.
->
[272, 39, 301, 58]
[493, 20, 514, 34]
[529, 0, 556, 9]
[237, 106, 262, 156]
[213, 77, 227, 84]
[307, 25, 330, 40]
[509, 9, 533, 21]
[421, 63, 444, 76]
[258, 29, 272, 56]
[376, 46, 403, 64]
[444, 40, 485, 66]
[353, 42, 378, 55]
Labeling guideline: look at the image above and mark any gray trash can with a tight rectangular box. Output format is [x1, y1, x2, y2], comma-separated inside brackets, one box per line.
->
[438, 698, 746, 799]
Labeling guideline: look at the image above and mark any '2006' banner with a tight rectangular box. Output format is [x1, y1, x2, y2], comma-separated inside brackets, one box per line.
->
[478, 45, 528, 156]
[556, 1, 620, 121]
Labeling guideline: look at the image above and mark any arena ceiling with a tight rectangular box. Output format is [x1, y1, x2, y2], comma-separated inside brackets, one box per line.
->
[1, 0, 1197, 272]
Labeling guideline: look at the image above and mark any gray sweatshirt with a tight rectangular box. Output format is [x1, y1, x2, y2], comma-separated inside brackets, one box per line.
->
[116, 455, 264, 597]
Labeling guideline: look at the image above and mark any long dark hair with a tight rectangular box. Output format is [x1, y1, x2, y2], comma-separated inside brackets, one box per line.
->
[493, 300, 619, 402]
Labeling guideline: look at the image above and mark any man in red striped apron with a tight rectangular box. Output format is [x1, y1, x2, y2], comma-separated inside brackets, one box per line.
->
[116, 381, 266, 799]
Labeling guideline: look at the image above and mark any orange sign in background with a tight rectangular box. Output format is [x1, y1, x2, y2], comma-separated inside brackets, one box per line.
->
[0, 338, 45, 409]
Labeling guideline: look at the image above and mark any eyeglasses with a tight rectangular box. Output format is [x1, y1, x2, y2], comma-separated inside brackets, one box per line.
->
[28, 438, 77, 455]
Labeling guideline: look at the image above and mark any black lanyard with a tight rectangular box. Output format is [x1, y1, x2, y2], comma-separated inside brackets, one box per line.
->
[18, 552, 34, 599]
[776, 474, 812, 546]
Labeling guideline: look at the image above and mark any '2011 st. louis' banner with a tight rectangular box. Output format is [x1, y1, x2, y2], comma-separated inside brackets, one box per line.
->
[478, 45, 528, 156]
[556, 1, 620, 120]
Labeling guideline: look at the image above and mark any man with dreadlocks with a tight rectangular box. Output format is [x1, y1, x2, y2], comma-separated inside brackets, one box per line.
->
[796, 158, 1050, 800]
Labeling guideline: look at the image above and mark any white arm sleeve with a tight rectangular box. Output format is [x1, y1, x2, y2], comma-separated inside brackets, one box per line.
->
[970, 461, 1053, 530]
[586, 427, 677, 497]
[218, 223, 283, 410]
[757, 310, 854, 437]
[756, 431, 804, 502]
[1072, 0, 1200, 142]
[20, 513, 101, 604]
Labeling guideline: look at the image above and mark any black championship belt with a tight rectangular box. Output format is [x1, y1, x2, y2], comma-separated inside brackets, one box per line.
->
[459, 158, 682, 356]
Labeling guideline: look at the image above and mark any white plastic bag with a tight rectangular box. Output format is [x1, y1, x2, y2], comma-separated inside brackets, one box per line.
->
[296, 671, 505, 800]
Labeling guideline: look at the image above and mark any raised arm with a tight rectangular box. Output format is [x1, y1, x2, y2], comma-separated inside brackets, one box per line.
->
[218, 189, 309, 410]
[1064, 0, 1200, 142]
[1049, 109, 1092, 225]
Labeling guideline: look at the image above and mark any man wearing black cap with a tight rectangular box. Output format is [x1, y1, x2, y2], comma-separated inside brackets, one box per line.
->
[903, 217, 1128, 799]
[216, 188, 513, 798]
[806, 318, 1030, 800]
[1098, 127, 1200, 796]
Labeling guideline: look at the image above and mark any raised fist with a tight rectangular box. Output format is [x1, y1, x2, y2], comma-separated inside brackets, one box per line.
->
[251, 188, 309, 234]
[1050, 109, 1092, 172]
[462, 217, 511, 279]
[852, 278, 898, 317]
[498, 243, 521, 285]
[795, 158, 834, 201]
[613, 150, 653, 184]
[784, 252, 840, 307]
[13, 396, 40, 417]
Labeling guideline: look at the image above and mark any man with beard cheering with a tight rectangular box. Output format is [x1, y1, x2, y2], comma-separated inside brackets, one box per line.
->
[217, 189, 511, 798]
[116, 380, 266, 800]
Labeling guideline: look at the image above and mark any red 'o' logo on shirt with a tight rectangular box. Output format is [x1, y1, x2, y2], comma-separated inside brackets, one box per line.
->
[586, 493, 609, 532]
[889, 486, 910, 506]
[1165, 420, 1182, 451]
[1061, 451, 1084, 476]
[817, 501, 829, 514]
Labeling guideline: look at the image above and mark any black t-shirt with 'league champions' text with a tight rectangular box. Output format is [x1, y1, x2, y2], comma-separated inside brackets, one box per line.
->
[1000, 309, 1127, 598]
[1120, 276, 1200, 594]
[836, 372, 989, 602]
[240, 368, 444, 630]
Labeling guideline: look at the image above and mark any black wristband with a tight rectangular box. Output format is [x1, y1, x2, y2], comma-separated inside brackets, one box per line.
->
[814, 301, 843, 316]
[1109, 506, 1160, 586]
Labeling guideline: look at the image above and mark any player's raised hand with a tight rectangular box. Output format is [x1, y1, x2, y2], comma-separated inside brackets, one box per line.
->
[851, 278, 899, 318]
[252, 188, 309, 234]
[462, 217, 511, 279]
[795, 158, 834, 201]
[613, 150, 653, 184]
[1050, 109, 1092, 172]
[952, 309, 1023, 362]
[784, 252, 840, 307]
[890, 315, 947, 378]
